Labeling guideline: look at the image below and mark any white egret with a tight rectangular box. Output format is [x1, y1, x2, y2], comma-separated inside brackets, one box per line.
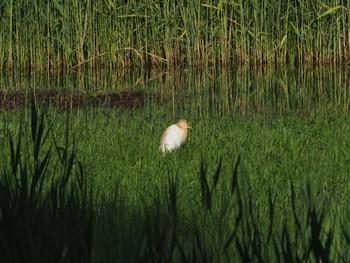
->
[160, 119, 193, 153]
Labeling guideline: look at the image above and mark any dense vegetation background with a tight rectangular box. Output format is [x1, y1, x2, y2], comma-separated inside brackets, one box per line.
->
[1, 1, 350, 262]
[1, 0, 349, 72]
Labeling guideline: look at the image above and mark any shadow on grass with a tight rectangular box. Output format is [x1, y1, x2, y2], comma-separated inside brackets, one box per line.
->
[0, 102, 92, 262]
[0, 103, 349, 262]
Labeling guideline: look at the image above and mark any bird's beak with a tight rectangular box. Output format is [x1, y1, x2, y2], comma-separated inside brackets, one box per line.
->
[187, 124, 193, 130]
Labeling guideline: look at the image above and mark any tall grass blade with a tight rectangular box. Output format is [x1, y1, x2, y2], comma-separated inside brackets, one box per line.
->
[290, 183, 302, 233]
[266, 191, 274, 243]
[231, 154, 241, 194]
[8, 134, 20, 184]
[223, 207, 242, 254]
[168, 174, 177, 221]
[309, 208, 331, 262]
[317, 6, 344, 19]
[212, 157, 222, 190]
[199, 157, 211, 211]
[30, 99, 37, 143]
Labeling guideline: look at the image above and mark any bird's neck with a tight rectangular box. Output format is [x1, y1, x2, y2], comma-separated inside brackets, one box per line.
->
[180, 128, 188, 143]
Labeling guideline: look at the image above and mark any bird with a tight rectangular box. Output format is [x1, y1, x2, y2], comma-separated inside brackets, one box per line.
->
[160, 119, 193, 153]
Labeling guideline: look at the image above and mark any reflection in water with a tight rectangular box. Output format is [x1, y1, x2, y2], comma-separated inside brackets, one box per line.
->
[0, 66, 349, 114]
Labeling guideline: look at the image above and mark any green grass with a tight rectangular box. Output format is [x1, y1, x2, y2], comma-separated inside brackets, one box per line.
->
[1, 0, 350, 72]
[1, 99, 350, 261]
[1, 67, 350, 261]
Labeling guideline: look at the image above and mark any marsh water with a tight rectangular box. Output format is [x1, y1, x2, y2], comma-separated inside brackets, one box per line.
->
[1, 66, 349, 114]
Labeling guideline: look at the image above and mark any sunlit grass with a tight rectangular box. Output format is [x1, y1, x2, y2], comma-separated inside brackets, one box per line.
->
[1, 104, 350, 261]
[77, 107, 350, 261]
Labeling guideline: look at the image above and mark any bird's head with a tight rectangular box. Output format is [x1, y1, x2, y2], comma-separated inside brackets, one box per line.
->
[177, 119, 193, 130]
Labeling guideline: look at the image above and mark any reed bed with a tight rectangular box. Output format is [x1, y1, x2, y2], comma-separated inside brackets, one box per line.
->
[1, 0, 350, 72]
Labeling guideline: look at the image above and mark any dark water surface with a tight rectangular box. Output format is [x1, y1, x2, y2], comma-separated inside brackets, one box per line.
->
[1, 66, 349, 115]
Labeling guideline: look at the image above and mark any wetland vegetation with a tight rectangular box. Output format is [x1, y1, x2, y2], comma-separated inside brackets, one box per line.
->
[1, 0, 350, 71]
[1, 0, 350, 262]
[1, 67, 350, 261]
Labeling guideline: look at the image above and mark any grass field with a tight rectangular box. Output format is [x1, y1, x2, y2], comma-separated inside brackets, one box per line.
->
[1, 82, 350, 261]
[1, 0, 350, 71]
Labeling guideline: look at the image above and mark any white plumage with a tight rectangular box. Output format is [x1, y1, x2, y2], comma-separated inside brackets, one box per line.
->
[160, 119, 192, 153]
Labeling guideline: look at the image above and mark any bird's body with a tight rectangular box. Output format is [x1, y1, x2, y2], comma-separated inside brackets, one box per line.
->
[160, 119, 192, 153]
